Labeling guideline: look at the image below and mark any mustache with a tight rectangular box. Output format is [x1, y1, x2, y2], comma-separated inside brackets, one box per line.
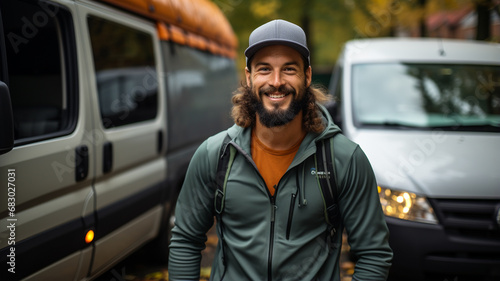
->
[258, 84, 296, 97]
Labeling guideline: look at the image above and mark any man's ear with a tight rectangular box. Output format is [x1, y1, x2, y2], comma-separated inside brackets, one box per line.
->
[245, 67, 251, 87]
[305, 66, 312, 87]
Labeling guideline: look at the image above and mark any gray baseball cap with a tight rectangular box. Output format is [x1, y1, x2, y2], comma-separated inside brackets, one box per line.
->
[245, 19, 310, 67]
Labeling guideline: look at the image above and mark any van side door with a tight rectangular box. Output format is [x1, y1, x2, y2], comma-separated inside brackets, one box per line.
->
[0, 1, 95, 280]
[75, 1, 167, 276]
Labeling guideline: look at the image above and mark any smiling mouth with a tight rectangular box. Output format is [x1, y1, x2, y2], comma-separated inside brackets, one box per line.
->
[267, 93, 287, 99]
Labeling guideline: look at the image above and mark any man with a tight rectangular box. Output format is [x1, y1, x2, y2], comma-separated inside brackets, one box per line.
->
[168, 19, 392, 280]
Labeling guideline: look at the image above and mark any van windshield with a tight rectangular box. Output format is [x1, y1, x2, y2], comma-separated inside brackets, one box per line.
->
[352, 63, 500, 132]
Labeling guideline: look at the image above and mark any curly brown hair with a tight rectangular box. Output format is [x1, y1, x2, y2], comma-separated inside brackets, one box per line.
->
[231, 83, 331, 133]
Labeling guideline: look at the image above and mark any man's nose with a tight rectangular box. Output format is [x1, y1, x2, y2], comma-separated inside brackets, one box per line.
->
[270, 71, 285, 89]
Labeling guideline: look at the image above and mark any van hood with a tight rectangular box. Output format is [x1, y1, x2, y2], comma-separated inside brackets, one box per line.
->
[352, 130, 500, 199]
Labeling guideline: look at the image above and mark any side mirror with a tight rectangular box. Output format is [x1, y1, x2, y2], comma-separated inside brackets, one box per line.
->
[325, 99, 343, 129]
[0, 81, 14, 155]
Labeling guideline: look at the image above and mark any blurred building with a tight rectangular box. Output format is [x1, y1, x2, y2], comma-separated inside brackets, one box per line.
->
[397, 4, 500, 41]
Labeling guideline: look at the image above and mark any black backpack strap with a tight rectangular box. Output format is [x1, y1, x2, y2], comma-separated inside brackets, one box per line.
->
[215, 134, 233, 214]
[214, 133, 235, 270]
[315, 137, 340, 243]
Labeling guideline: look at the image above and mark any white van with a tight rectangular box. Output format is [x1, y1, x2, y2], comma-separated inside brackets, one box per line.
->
[0, 0, 237, 280]
[328, 38, 500, 281]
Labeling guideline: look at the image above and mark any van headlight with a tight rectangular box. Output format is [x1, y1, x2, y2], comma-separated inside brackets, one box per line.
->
[378, 186, 438, 224]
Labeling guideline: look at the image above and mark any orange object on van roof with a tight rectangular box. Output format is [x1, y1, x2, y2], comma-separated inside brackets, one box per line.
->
[97, 0, 238, 57]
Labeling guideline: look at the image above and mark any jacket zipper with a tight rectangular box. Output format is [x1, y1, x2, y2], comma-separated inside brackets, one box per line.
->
[268, 194, 277, 281]
[286, 192, 296, 240]
[229, 140, 301, 281]
[286, 171, 301, 240]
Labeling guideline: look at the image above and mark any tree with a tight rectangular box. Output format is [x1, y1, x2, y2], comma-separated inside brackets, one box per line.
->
[419, 0, 428, 37]
[475, 0, 492, 40]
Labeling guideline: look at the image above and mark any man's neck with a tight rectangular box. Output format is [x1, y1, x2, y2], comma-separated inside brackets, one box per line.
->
[254, 111, 306, 151]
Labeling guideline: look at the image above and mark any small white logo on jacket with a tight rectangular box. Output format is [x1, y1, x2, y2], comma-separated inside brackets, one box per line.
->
[310, 168, 330, 179]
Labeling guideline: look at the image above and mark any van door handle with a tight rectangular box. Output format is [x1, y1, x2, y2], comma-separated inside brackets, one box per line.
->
[157, 130, 163, 154]
[75, 145, 89, 181]
[103, 142, 113, 173]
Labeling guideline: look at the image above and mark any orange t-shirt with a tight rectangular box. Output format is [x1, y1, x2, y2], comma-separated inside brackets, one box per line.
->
[251, 131, 304, 196]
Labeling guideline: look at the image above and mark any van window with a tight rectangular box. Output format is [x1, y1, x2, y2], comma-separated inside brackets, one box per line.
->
[0, 0, 77, 142]
[352, 63, 500, 132]
[87, 16, 158, 129]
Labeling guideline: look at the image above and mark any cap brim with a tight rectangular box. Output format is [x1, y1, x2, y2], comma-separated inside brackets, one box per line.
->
[245, 39, 310, 65]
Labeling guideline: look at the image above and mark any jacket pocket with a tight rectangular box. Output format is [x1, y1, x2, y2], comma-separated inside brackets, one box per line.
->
[286, 192, 297, 240]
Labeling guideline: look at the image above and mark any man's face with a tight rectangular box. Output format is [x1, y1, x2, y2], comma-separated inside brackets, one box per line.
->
[245, 45, 312, 128]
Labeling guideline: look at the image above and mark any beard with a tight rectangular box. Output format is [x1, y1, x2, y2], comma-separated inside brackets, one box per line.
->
[249, 83, 307, 128]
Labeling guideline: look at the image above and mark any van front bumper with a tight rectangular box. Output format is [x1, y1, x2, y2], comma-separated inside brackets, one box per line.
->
[386, 216, 500, 281]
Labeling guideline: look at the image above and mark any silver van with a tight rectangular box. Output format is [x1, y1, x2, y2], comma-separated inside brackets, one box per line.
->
[0, 0, 237, 280]
[329, 38, 500, 280]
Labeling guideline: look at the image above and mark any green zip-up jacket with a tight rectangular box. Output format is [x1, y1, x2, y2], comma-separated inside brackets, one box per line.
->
[168, 105, 392, 280]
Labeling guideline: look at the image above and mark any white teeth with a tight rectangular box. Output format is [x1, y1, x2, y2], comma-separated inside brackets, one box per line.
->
[269, 94, 285, 98]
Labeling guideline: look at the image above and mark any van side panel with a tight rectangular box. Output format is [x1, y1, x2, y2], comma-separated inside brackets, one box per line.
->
[75, 1, 167, 277]
[160, 41, 238, 207]
[0, 1, 95, 280]
[163, 42, 237, 152]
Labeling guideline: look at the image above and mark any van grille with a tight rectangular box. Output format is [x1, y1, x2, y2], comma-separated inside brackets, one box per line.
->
[430, 199, 500, 242]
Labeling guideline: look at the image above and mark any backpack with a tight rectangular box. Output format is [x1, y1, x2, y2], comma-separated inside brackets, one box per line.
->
[213, 134, 340, 266]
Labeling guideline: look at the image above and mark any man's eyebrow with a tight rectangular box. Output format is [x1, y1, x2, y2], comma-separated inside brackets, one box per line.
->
[254, 62, 271, 68]
[284, 61, 300, 67]
[253, 61, 300, 68]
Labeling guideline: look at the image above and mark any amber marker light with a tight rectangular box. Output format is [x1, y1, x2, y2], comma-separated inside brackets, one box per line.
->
[85, 230, 95, 244]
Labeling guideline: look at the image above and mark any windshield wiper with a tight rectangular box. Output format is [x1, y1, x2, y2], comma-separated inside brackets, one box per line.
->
[361, 121, 423, 129]
[449, 123, 500, 132]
